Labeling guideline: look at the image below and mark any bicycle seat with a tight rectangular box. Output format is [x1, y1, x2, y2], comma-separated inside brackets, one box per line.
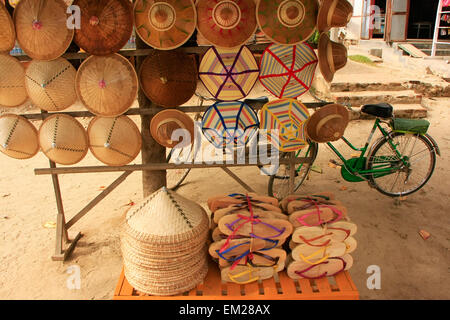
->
[244, 97, 269, 105]
[361, 103, 394, 118]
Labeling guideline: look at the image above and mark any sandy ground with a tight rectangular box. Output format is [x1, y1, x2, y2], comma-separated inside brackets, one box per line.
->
[0, 67, 449, 300]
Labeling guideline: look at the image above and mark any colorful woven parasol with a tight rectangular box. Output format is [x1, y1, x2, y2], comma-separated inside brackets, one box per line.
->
[259, 99, 310, 152]
[73, 0, 134, 56]
[199, 46, 259, 101]
[75, 54, 138, 117]
[196, 0, 257, 48]
[259, 43, 318, 99]
[256, 0, 319, 45]
[202, 101, 259, 149]
[14, 0, 74, 61]
[0, 2, 15, 53]
[0, 54, 28, 108]
[134, 0, 197, 50]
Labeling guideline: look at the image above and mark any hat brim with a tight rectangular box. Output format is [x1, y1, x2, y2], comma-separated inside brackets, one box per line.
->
[317, 0, 334, 33]
[306, 103, 349, 143]
[150, 110, 195, 149]
[318, 33, 335, 83]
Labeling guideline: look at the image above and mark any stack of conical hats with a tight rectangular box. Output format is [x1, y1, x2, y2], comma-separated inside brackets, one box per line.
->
[207, 193, 293, 284]
[280, 192, 358, 280]
[121, 187, 210, 296]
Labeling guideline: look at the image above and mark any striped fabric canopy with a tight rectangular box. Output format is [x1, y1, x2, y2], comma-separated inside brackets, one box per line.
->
[199, 46, 259, 101]
[202, 101, 259, 149]
[259, 99, 310, 152]
[259, 44, 318, 99]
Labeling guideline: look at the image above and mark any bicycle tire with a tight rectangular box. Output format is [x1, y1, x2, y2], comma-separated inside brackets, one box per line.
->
[366, 132, 436, 197]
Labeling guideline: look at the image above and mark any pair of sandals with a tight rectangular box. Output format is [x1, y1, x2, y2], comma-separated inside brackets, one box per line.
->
[208, 193, 279, 213]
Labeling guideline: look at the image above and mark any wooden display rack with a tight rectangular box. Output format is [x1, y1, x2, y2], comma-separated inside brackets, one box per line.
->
[113, 259, 359, 300]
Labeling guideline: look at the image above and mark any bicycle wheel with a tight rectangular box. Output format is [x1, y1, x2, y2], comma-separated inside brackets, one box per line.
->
[268, 142, 319, 200]
[166, 146, 194, 191]
[367, 132, 436, 197]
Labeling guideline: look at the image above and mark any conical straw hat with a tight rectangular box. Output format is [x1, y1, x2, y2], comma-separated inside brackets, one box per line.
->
[317, 0, 353, 33]
[73, 0, 133, 56]
[139, 51, 198, 108]
[305, 103, 349, 143]
[39, 114, 89, 165]
[75, 54, 138, 117]
[24, 58, 77, 112]
[256, 0, 319, 45]
[196, 0, 257, 48]
[0, 2, 16, 53]
[88, 115, 142, 167]
[318, 32, 348, 82]
[0, 114, 39, 160]
[199, 46, 259, 101]
[0, 54, 28, 108]
[259, 43, 318, 99]
[13, 0, 74, 61]
[134, 0, 197, 50]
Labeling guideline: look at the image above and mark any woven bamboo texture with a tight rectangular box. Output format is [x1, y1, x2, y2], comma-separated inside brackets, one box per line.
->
[0, 2, 16, 53]
[0, 114, 39, 160]
[0, 54, 28, 108]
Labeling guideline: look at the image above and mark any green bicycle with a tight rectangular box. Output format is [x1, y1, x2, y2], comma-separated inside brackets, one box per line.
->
[267, 103, 441, 200]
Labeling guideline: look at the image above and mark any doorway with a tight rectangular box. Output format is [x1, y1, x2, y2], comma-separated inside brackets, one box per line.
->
[407, 0, 440, 39]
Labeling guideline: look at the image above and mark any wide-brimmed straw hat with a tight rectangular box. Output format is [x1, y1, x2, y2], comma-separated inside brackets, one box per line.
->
[39, 114, 89, 165]
[134, 0, 197, 50]
[150, 109, 194, 149]
[25, 58, 77, 112]
[0, 2, 15, 53]
[88, 116, 142, 166]
[75, 54, 138, 117]
[318, 33, 348, 83]
[260, 99, 310, 152]
[196, 0, 257, 48]
[256, 0, 319, 45]
[139, 51, 197, 108]
[199, 46, 259, 101]
[73, 0, 133, 56]
[0, 54, 28, 108]
[259, 43, 318, 99]
[306, 103, 349, 143]
[14, 0, 74, 61]
[0, 114, 39, 160]
[317, 0, 353, 33]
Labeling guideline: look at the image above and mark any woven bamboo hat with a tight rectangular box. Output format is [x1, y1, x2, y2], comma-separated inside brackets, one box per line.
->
[25, 58, 77, 112]
[306, 103, 349, 143]
[73, 0, 133, 56]
[13, 0, 74, 61]
[88, 116, 142, 166]
[318, 33, 347, 83]
[256, 0, 319, 45]
[75, 54, 138, 117]
[0, 54, 28, 108]
[39, 114, 89, 165]
[150, 110, 194, 149]
[317, 0, 353, 33]
[134, 0, 197, 50]
[0, 2, 15, 53]
[196, 0, 257, 48]
[139, 51, 197, 108]
[0, 114, 39, 160]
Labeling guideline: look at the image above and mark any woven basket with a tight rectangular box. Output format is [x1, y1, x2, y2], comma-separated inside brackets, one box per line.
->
[25, 58, 77, 112]
[0, 2, 16, 53]
[39, 114, 89, 165]
[0, 114, 39, 160]
[0, 54, 28, 108]
[139, 51, 197, 108]
[75, 54, 138, 117]
[73, 0, 133, 56]
[87, 115, 142, 166]
[14, 0, 74, 61]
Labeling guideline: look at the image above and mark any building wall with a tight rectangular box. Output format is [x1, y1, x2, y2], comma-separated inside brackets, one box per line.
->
[347, 0, 365, 41]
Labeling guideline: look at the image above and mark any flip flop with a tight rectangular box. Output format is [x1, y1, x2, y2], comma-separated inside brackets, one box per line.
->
[291, 242, 348, 264]
[210, 198, 281, 213]
[211, 227, 288, 247]
[221, 264, 276, 284]
[219, 248, 287, 273]
[289, 206, 347, 228]
[219, 214, 293, 241]
[208, 193, 278, 211]
[208, 238, 278, 260]
[213, 206, 287, 224]
[292, 221, 357, 245]
[287, 254, 354, 280]
[287, 199, 344, 215]
[280, 192, 335, 212]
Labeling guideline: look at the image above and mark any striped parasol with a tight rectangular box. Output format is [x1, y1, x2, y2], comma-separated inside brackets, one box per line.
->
[199, 46, 259, 101]
[259, 43, 318, 99]
[202, 101, 259, 149]
[259, 99, 310, 152]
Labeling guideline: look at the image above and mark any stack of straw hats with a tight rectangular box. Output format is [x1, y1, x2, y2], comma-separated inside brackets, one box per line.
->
[279, 192, 357, 280]
[121, 187, 210, 296]
[207, 193, 293, 284]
